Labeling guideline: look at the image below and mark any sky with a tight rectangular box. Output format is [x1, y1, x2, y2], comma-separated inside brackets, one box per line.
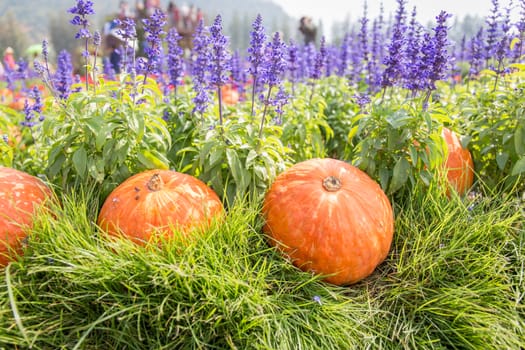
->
[276, 0, 518, 33]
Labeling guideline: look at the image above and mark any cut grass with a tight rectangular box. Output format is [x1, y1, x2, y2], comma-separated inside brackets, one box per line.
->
[0, 184, 524, 349]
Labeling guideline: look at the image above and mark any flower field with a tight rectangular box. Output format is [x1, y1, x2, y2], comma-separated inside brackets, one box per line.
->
[0, 0, 524, 348]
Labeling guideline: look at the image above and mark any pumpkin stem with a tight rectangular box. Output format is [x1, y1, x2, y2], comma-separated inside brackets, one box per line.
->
[322, 176, 342, 192]
[147, 173, 163, 192]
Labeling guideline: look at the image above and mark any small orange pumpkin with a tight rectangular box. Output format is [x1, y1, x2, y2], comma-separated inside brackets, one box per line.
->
[0, 167, 53, 266]
[262, 158, 394, 285]
[220, 84, 240, 106]
[442, 128, 474, 196]
[97, 169, 224, 245]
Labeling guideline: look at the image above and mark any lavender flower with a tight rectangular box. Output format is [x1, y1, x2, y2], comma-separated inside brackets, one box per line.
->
[247, 14, 267, 116]
[468, 28, 485, 77]
[93, 31, 101, 47]
[353, 93, 371, 111]
[230, 50, 247, 99]
[259, 32, 287, 136]
[417, 32, 435, 90]
[68, 0, 95, 90]
[485, 0, 500, 63]
[21, 86, 44, 128]
[337, 33, 351, 77]
[381, 0, 407, 90]
[367, 19, 383, 92]
[358, 2, 370, 67]
[115, 17, 137, 73]
[324, 46, 337, 77]
[515, 0, 525, 60]
[140, 8, 167, 87]
[166, 27, 184, 95]
[209, 15, 231, 88]
[42, 39, 49, 61]
[191, 20, 211, 115]
[68, 0, 95, 40]
[116, 17, 137, 41]
[311, 36, 326, 80]
[261, 32, 287, 88]
[54, 50, 74, 100]
[286, 39, 300, 95]
[301, 43, 316, 81]
[403, 7, 423, 92]
[271, 85, 289, 120]
[208, 15, 232, 125]
[428, 11, 452, 87]
[103, 57, 116, 80]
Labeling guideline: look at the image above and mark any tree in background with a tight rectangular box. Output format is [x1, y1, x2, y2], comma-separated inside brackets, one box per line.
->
[0, 11, 30, 60]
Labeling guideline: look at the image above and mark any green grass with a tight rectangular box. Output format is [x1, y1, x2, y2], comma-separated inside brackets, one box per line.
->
[0, 184, 524, 349]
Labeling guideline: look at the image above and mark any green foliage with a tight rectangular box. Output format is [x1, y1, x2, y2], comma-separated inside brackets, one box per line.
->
[281, 83, 333, 162]
[0, 182, 523, 349]
[317, 77, 358, 159]
[347, 94, 447, 195]
[184, 110, 292, 206]
[39, 77, 171, 198]
[450, 66, 525, 191]
[0, 107, 16, 167]
[161, 92, 197, 172]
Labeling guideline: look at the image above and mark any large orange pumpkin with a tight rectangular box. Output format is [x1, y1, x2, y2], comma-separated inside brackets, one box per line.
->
[97, 169, 224, 245]
[262, 158, 394, 285]
[442, 128, 474, 196]
[0, 167, 53, 266]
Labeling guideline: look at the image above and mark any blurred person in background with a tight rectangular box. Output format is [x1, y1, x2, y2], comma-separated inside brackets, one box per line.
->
[3, 47, 17, 70]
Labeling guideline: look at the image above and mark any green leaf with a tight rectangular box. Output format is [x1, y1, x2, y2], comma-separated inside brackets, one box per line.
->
[137, 150, 169, 170]
[385, 110, 411, 129]
[379, 167, 390, 191]
[509, 63, 525, 71]
[388, 157, 410, 194]
[226, 148, 250, 196]
[72, 146, 88, 179]
[511, 157, 525, 176]
[246, 149, 258, 168]
[479, 69, 497, 77]
[510, 37, 521, 51]
[347, 125, 359, 141]
[496, 152, 509, 171]
[459, 135, 472, 149]
[514, 123, 525, 156]
[47, 152, 66, 179]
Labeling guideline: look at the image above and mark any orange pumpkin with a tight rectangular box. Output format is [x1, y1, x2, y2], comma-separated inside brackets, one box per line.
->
[8, 97, 33, 111]
[442, 128, 474, 196]
[220, 84, 240, 106]
[262, 158, 394, 285]
[97, 169, 224, 245]
[0, 167, 53, 266]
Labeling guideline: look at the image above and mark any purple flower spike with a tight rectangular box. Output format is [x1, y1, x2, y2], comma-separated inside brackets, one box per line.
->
[21, 86, 44, 129]
[262, 32, 287, 88]
[381, 0, 407, 90]
[209, 15, 231, 88]
[311, 36, 326, 80]
[54, 50, 74, 100]
[247, 14, 267, 116]
[141, 8, 167, 81]
[191, 20, 211, 115]
[166, 28, 184, 95]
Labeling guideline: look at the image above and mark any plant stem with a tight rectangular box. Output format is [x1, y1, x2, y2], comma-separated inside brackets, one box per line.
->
[492, 60, 502, 92]
[218, 85, 223, 126]
[250, 76, 258, 117]
[84, 38, 89, 91]
[258, 86, 273, 138]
